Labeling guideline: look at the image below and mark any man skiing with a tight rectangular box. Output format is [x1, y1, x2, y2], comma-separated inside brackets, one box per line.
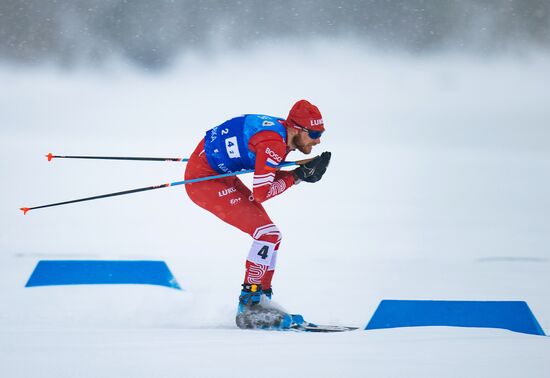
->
[184, 99, 331, 329]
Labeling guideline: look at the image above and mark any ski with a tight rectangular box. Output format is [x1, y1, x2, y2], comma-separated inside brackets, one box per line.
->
[285, 314, 358, 333]
[236, 307, 359, 333]
[290, 323, 359, 333]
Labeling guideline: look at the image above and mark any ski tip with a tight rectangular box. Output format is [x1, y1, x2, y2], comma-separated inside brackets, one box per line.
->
[46, 153, 54, 162]
[20, 207, 30, 215]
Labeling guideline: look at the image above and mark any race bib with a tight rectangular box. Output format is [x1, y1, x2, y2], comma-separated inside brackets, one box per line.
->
[225, 136, 241, 158]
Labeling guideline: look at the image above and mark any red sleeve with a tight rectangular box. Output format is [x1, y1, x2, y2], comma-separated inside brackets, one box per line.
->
[248, 131, 296, 203]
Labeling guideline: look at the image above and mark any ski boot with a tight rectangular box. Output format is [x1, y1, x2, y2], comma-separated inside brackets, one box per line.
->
[235, 284, 292, 329]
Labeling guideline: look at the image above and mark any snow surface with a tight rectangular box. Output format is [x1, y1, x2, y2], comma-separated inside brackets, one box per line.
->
[1, 43, 550, 377]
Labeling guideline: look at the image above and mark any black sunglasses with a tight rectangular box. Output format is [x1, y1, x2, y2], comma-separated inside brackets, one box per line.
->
[294, 125, 324, 139]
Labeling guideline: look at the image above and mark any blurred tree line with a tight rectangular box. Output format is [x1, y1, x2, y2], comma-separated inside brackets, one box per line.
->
[1, 0, 548, 68]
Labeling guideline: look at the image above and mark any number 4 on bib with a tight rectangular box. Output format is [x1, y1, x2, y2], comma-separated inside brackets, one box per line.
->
[257, 245, 269, 260]
[247, 241, 275, 265]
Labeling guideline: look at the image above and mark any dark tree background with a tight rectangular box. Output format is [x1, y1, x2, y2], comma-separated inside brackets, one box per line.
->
[1, 0, 549, 68]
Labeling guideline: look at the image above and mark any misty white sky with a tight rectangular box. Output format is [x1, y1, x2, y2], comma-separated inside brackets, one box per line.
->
[1, 0, 549, 68]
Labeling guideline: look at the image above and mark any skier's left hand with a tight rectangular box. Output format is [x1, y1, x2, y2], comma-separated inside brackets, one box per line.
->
[293, 151, 331, 183]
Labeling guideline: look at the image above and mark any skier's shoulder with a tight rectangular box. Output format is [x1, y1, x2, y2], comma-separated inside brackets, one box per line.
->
[244, 114, 285, 125]
[216, 114, 283, 130]
[243, 114, 286, 150]
[248, 130, 285, 150]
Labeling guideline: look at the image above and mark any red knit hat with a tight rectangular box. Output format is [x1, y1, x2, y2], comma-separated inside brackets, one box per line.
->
[286, 100, 325, 132]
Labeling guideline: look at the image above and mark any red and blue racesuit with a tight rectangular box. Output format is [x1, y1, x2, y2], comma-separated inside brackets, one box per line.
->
[185, 114, 296, 290]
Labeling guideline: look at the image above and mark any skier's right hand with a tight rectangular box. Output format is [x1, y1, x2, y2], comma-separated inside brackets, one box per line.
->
[293, 151, 331, 183]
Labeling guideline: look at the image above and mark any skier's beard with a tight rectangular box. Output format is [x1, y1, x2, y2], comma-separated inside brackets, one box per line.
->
[295, 138, 314, 154]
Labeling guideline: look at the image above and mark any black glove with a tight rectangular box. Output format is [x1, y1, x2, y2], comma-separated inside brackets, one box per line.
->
[293, 151, 331, 183]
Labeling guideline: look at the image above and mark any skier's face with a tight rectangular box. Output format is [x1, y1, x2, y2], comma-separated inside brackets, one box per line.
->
[294, 129, 321, 154]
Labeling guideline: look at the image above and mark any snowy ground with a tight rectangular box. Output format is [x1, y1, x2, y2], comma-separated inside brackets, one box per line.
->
[1, 43, 549, 377]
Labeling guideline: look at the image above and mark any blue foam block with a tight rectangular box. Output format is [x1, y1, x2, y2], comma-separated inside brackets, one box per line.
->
[365, 300, 545, 336]
[25, 260, 181, 290]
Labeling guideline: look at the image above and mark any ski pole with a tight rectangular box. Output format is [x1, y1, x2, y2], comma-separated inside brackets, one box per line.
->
[20, 160, 309, 215]
[45, 153, 188, 163]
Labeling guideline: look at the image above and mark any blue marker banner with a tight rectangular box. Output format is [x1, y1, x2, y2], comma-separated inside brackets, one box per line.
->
[25, 260, 181, 290]
[365, 300, 545, 336]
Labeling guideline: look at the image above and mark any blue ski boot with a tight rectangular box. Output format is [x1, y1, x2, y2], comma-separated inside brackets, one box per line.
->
[235, 284, 292, 329]
[237, 283, 263, 313]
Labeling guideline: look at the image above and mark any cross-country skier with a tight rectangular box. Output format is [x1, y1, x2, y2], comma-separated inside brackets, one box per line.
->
[184, 99, 331, 329]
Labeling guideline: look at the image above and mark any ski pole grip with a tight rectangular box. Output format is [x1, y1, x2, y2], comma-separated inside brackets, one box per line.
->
[294, 158, 315, 165]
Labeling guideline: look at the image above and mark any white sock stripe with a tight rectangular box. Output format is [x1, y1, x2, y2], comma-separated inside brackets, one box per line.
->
[264, 231, 281, 239]
[253, 224, 281, 240]
[254, 224, 275, 233]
